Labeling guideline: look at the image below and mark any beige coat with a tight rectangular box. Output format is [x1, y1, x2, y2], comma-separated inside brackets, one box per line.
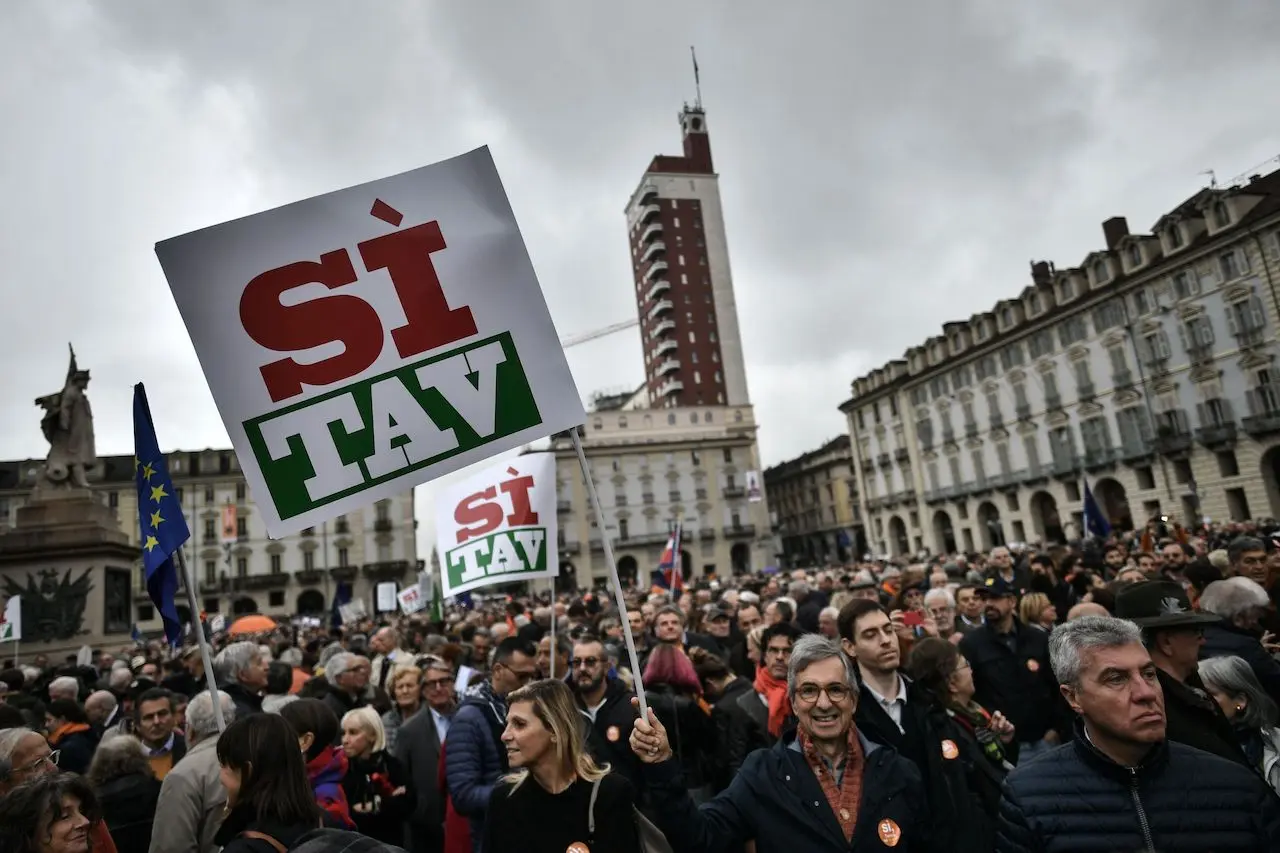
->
[147, 736, 226, 853]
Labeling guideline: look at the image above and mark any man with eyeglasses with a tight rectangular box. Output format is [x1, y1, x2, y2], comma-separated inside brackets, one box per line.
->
[0, 728, 118, 853]
[396, 656, 457, 853]
[570, 633, 641, 791]
[1115, 579, 1250, 765]
[631, 633, 929, 851]
[444, 636, 537, 853]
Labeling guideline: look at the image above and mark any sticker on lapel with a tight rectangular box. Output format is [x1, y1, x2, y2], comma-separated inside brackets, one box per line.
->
[1026, 659, 1040, 673]
[878, 818, 902, 847]
[941, 739, 959, 760]
[606, 726, 620, 742]
[567, 844, 590, 853]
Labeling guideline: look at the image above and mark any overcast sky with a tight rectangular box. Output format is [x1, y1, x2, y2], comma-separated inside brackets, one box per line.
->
[3, 1, 1279, 555]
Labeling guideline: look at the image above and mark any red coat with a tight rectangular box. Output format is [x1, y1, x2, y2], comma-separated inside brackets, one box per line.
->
[438, 740, 473, 853]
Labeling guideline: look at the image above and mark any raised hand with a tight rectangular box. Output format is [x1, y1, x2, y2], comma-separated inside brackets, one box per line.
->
[628, 697, 673, 763]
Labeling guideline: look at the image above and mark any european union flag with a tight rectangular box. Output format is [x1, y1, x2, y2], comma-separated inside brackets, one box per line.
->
[133, 383, 190, 646]
[1082, 479, 1112, 539]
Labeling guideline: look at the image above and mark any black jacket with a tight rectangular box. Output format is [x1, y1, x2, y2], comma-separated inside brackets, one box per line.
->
[708, 677, 756, 791]
[392, 704, 445, 853]
[959, 619, 1067, 743]
[342, 750, 414, 847]
[219, 682, 264, 720]
[856, 678, 990, 853]
[643, 730, 931, 852]
[97, 772, 162, 852]
[1157, 668, 1251, 767]
[1202, 622, 1280, 707]
[996, 723, 1280, 852]
[576, 678, 642, 792]
[643, 685, 717, 792]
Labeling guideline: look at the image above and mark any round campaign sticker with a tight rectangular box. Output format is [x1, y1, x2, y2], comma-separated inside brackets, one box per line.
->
[1026, 659, 1041, 673]
[566, 844, 590, 853]
[878, 818, 902, 848]
[606, 726, 620, 742]
[941, 739, 959, 760]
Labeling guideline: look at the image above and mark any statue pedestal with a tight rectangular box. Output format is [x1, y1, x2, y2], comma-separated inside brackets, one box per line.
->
[0, 489, 139, 663]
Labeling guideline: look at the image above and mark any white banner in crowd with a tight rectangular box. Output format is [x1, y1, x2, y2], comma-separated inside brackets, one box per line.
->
[155, 147, 585, 539]
[397, 585, 427, 615]
[435, 453, 559, 597]
[375, 582, 399, 613]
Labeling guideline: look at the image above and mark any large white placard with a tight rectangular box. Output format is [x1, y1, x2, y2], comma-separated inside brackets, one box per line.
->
[435, 453, 559, 597]
[155, 147, 585, 539]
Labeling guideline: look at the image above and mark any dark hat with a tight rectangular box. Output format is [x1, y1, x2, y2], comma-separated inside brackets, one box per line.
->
[703, 602, 732, 621]
[1115, 580, 1220, 629]
[977, 576, 1018, 598]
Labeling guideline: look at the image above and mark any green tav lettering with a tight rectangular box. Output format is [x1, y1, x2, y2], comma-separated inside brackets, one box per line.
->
[244, 333, 542, 520]
[445, 527, 547, 590]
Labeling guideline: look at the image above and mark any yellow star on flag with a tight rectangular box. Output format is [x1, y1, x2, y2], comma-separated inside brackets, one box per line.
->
[144, 534, 159, 552]
[149, 510, 164, 529]
[141, 462, 156, 482]
[149, 483, 168, 503]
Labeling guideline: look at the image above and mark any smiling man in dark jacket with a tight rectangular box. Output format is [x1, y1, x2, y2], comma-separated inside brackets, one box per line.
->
[997, 615, 1280, 852]
[631, 633, 931, 852]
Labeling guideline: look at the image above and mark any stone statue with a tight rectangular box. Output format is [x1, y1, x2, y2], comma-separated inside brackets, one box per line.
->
[34, 345, 97, 490]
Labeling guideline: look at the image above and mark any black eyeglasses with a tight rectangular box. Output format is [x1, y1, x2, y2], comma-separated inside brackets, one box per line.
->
[572, 657, 604, 669]
[794, 683, 852, 704]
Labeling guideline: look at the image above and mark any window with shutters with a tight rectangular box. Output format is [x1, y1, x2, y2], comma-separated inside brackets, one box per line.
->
[1218, 249, 1249, 281]
[1169, 269, 1198, 300]
[1140, 329, 1172, 367]
[303, 550, 315, 571]
[996, 442, 1011, 474]
[1181, 316, 1215, 361]
[270, 554, 282, 574]
[970, 449, 986, 482]
[1049, 427, 1076, 466]
[1058, 316, 1089, 347]
[1167, 224, 1184, 249]
[1028, 330, 1055, 359]
[1127, 243, 1143, 269]
[1023, 435, 1041, 472]
[953, 365, 972, 388]
[999, 343, 1025, 371]
[986, 389, 1003, 424]
[1115, 408, 1151, 451]
[916, 417, 934, 449]
[927, 461, 940, 492]
[1058, 278, 1075, 302]
[1073, 360, 1094, 399]
[975, 356, 997, 381]
[1130, 287, 1152, 316]
[1227, 295, 1267, 346]
[1093, 300, 1126, 333]
[1080, 417, 1112, 452]
[1042, 371, 1061, 409]
[948, 456, 962, 486]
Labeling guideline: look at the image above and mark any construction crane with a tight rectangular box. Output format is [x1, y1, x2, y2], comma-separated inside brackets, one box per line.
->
[560, 317, 639, 349]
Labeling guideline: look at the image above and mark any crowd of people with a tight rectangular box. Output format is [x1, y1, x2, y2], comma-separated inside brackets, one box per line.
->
[2, 518, 1280, 851]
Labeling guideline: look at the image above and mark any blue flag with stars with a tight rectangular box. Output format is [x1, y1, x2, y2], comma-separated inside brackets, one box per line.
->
[133, 383, 190, 646]
[1082, 479, 1112, 540]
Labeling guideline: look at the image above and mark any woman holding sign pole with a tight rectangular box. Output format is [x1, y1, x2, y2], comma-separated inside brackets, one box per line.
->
[484, 678, 642, 853]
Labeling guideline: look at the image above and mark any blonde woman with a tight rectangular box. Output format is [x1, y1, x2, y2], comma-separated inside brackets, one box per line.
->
[485, 679, 641, 853]
[339, 706, 414, 847]
[1018, 592, 1057, 631]
[381, 664, 423, 753]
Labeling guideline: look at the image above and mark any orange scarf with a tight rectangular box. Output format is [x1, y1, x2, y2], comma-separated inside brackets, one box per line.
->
[48, 722, 90, 745]
[798, 725, 865, 843]
[753, 666, 791, 738]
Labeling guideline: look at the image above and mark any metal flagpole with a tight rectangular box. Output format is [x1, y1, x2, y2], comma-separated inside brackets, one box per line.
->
[571, 430, 648, 718]
[176, 550, 227, 731]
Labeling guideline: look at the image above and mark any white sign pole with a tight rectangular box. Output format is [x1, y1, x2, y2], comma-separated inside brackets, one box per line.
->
[176, 551, 226, 731]
[548, 578, 556, 680]
[570, 431, 647, 718]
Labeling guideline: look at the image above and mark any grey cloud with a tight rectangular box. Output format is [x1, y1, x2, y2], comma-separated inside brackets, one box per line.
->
[2, 1, 1278, 552]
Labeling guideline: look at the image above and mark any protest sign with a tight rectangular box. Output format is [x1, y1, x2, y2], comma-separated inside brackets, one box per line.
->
[397, 585, 427, 615]
[435, 453, 558, 597]
[376, 582, 399, 612]
[156, 147, 585, 538]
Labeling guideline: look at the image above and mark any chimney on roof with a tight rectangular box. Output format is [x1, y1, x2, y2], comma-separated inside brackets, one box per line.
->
[1030, 260, 1052, 287]
[1102, 216, 1129, 250]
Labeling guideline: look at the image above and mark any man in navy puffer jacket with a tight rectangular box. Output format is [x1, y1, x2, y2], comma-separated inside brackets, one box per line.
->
[997, 615, 1280, 852]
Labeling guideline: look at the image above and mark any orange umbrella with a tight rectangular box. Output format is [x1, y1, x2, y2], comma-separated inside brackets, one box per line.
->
[228, 615, 277, 636]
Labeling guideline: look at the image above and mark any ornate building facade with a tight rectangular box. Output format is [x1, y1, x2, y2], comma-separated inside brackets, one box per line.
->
[841, 172, 1280, 557]
[0, 448, 418, 628]
[550, 400, 771, 588]
[765, 435, 865, 565]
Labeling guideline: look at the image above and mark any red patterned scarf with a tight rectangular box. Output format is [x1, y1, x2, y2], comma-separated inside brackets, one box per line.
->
[753, 666, 792, 738]
[798, 726, 864, 842]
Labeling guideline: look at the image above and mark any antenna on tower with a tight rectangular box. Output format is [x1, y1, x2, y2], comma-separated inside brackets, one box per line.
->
[1200, 169, 1218, 189]
[690, 45, 702, 109]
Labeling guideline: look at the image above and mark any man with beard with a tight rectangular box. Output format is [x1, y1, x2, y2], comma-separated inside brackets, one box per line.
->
[959, 577, 1066, 762]
[570, 634, 642, 791]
